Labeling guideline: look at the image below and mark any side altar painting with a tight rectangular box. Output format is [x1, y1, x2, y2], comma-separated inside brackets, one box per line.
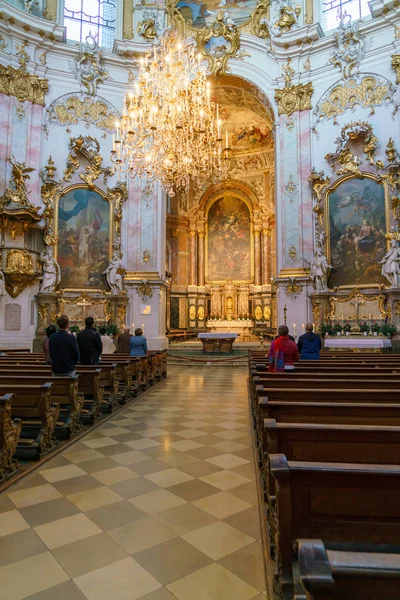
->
[207, 196, 252, 282]
[56, 186, 111, 290]
[327, 176, 388, 288]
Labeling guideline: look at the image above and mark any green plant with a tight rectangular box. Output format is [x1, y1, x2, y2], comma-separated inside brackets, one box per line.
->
[359, 322, 370, 333]
[381, 323, 397, 337]
[319, 323, 334, 336]
[69, 325, 80, 334]
[343, 323, 351, 333]
[105, 322, 119, 336]
[333, 323, 342, 333]
[370, 322, 381, 333]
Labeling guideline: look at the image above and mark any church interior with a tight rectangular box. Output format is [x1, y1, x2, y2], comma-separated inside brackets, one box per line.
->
[1, 0, 400, 597]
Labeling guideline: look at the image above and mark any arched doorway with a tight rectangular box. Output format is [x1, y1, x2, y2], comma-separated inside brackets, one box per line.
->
[166, 75, 276, 334]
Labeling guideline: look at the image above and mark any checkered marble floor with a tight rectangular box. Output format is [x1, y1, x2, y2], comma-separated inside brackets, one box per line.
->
[0, 366, 266, 600]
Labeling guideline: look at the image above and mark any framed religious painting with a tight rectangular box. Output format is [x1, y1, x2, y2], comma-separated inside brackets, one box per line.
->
[205, 194, 254, 283]
[54, 185, 113, 291]
[325, 173, 390, 288]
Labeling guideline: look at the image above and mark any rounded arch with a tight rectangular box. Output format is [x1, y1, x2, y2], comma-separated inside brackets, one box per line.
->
[198, 179, 260, 214]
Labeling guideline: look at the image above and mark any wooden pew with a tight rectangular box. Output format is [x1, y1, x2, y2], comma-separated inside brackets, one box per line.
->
[263, 419, 400, 504]
[295, 539, 400, 600]
[0, 383, 59, 458]
[0, 375, 82, 438]
[0, 393, 22, 482]
[270, 454, 400, 599]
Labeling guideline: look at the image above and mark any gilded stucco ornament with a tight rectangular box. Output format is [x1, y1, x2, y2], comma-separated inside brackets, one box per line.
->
[392, 54, 400, 85]
[274, 58, 313, 117]
[197, 12, 249, 77]
[71, 34, 109, 96]
[325, 122, 384, 174]
[107, 182, 128, 241]
[250, 0, 271, 38]
[137, 10, 163, 39]
[40, 155, 61, 246]
[45, 93, 119, 136]
[137, 280, 154, 302]
[386, 138, 397, 163]
[0, 64, 48, 116]
[3, 249, 40, 298]
[261, 0, 300, 36]
[330, 13, 366, 80]
[284, 277, 302, 299]
[63, 136, 113, 187]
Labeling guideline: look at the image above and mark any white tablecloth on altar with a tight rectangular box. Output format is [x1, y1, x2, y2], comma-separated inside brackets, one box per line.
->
[198, 333, 238, 339]
[324, 337, 392, 348]
[206, 321, 253, 329]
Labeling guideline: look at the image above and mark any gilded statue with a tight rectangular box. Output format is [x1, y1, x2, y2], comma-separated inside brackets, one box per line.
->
[379, 239, 400, 287]
[274, 4, 301, 32]
[40, 247, 61, 293]
[104, 242, 125, 295]
[5, 249, 34, 274]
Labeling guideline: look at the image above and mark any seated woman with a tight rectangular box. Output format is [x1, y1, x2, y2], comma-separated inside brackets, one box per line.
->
[129, 328, 148, 357]
[267, 324, 299, 372]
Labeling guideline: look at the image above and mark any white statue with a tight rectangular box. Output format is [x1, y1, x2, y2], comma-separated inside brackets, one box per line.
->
[310, 246, 331, 291]
[104, 243, 125, 294]
[0, 270, 6, 298]
[24, 0, 39, 13]
[379, 239, 400, 288]
[40, 247, 61, 293]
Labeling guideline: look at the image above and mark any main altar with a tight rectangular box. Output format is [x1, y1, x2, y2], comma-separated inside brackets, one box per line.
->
[206, 319, 253, 342]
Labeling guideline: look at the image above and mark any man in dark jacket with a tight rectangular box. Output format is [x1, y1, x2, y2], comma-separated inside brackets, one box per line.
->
[297, 323, 322, 360]
[117, 327, 132, 354]
[77, 316, 103, 364]
[49, 315, 80, 376]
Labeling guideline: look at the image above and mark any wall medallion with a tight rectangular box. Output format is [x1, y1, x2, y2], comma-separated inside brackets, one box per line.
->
[254, 305, 263, 321]
[189, 305, 197, 321]
[197, 306, 205, 320]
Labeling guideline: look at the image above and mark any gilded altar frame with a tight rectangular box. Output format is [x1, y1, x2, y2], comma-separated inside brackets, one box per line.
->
[324, 172, 391, 276]
[54, 183, 114, 293]
[325, 287, 390, 321]
[205, 192, 255, 285]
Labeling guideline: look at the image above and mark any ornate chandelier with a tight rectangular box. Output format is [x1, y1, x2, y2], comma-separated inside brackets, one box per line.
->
[111, 30, 229, 196]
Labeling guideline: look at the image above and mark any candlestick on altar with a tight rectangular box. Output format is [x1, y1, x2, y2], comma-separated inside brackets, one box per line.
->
[131, 323, 134, 333]
[142, 323, 145, 334]
[293, 323, 296, 336]
[301, 323, 304, 333]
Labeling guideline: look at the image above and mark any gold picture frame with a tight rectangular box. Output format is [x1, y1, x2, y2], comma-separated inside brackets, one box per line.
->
[54, 183, 114, 293]
[324, 172, 390, 289]
[205, 192, 255, 285]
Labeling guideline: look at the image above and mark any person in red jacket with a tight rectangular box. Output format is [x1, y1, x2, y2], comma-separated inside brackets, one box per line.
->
[267, 325, 299, 372]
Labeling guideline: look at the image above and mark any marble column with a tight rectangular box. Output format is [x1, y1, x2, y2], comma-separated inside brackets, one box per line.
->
[262, 227, 271, 285]
[197, 231, 205, 287]
[188, 229, 197, 287]
[254, 228, 261, 287]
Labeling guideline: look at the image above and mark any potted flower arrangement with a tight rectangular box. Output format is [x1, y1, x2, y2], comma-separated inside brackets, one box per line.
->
[319, 323, 334, 338]
[381, 323, 397, 338]
[360, 322, 370, 336]
[333, 323, 343, 336]
[370, 322, 381, 336]
[69, 325, 80, 335]
[343, 323, 351, 336]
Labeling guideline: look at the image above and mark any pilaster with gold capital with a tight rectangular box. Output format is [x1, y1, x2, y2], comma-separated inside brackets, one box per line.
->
[262, 225, 272, 285]
[253, 218, 262, 287]
[188, 227, 197, 287]
[197, 225, 205, 288]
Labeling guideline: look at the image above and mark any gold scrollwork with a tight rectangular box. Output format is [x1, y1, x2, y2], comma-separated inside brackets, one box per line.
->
[107, 182, 128, 241]
[63, 136, 113, 187]
[189, 305, 197, 321]
[196, 12, 247, 77]
[250, 0, 271, 38]
[3, 249, 39, 298]
[123, 0, 134, 39]
[327, 288, 390, 320]
[0, 64, 48, 107]
[137, 18, 158, 40]
[58, 292, 113, 322]
[392, 54, 400, 84]
[274, 58, 313, 117]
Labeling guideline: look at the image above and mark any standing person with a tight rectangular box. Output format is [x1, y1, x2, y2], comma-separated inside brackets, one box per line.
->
[297, 323, 322, 360]
[42, 324, 56, 365]
[129, 328, 148, 357]
[77, 316, 103, 365]
[267, 325, 299, 372]
[117, 327, 132, 353]
[99, 327, 116, 355]
[49, 315, 80, 376]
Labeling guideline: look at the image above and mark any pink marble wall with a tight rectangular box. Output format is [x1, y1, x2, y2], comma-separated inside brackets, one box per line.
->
[298, 110, 314, 262]
[0, 94, 13, 193]
[26, 103, 45, 204]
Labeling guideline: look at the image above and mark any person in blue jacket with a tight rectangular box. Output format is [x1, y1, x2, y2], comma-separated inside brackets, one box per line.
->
[129, 327, 148, 356]
[297, 323, 322, 360]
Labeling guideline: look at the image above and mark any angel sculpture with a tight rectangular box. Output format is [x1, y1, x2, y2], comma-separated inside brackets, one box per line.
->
[379, 239, 400, 288]
[0, 270, 6, 298]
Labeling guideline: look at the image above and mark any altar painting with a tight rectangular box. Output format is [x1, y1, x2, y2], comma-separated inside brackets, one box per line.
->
[327, 176, 387, 288]
[176, 0, 259, 29]
[56, 187, 111, 290]
[207, 196, 251, 282]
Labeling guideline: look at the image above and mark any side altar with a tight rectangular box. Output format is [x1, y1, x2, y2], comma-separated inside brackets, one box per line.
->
[324, 336, 392, 351]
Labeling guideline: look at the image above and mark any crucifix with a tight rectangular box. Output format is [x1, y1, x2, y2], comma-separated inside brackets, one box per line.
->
[76, 297, 92, 326]
[350, 295, 365, 325]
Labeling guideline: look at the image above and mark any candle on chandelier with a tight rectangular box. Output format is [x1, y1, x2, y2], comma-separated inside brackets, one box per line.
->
[225, 130, 228, 148]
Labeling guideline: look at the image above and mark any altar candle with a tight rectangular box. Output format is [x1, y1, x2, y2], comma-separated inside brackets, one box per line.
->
[225, 130, 228, 148]
[131, 322, 134, 332]
[293, 323, 296, 335]
[302, 323, 304, 333]
[142, 323, 145, 334]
